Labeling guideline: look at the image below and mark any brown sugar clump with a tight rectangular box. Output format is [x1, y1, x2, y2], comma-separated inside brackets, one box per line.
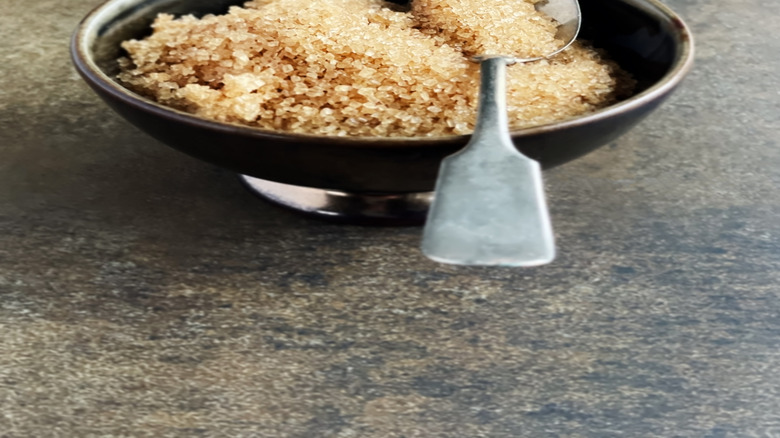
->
[118, 0, 634, 137]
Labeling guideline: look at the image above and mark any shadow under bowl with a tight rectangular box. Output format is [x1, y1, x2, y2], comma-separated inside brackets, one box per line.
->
[71, 0, 693, 223]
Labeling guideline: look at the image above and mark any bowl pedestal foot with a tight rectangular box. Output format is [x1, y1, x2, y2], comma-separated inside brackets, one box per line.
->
[239, 175, 433, 225]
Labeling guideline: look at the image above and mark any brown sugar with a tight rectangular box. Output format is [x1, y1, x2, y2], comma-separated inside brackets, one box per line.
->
[412, 0, 561, 57]
[118, 0, 634, 137]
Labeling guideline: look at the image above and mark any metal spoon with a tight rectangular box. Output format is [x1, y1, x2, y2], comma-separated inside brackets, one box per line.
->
[421, 0, 581, 267]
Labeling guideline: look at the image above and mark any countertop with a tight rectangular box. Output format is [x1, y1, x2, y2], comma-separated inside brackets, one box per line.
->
[1, 0, 779, 436]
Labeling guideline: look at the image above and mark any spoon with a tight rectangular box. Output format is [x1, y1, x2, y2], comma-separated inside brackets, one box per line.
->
[421, 0, 582, 267]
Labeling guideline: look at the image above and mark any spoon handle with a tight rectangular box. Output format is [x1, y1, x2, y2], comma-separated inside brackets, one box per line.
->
[421, 56, 555, 266]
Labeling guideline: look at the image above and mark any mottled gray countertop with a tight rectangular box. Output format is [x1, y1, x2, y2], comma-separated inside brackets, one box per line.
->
[1, 0, 779, 436]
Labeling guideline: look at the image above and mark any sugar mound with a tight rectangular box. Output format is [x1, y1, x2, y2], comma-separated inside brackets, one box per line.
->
[119, 0, 634, 137]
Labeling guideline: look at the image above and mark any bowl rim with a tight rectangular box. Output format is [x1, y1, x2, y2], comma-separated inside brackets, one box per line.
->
[71, 0, 695, 148]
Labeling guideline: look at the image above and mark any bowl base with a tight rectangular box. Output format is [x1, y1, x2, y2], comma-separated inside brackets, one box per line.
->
[239, 175, 433, 225]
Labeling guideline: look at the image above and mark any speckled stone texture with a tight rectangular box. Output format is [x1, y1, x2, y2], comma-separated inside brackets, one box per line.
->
[1, 0, 779, 437]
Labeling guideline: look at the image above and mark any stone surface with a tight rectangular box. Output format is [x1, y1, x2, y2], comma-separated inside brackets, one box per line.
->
[1, 0, 779, 437]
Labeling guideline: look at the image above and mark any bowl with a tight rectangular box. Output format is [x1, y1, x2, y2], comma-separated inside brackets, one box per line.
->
[71, 0, 694, 223]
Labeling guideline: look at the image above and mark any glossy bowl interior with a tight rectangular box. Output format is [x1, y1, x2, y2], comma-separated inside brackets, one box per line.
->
[72, 0, 693, 194]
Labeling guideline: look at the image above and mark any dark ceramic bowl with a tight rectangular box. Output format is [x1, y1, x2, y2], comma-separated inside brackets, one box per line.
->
[71, 0, 693, 221]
